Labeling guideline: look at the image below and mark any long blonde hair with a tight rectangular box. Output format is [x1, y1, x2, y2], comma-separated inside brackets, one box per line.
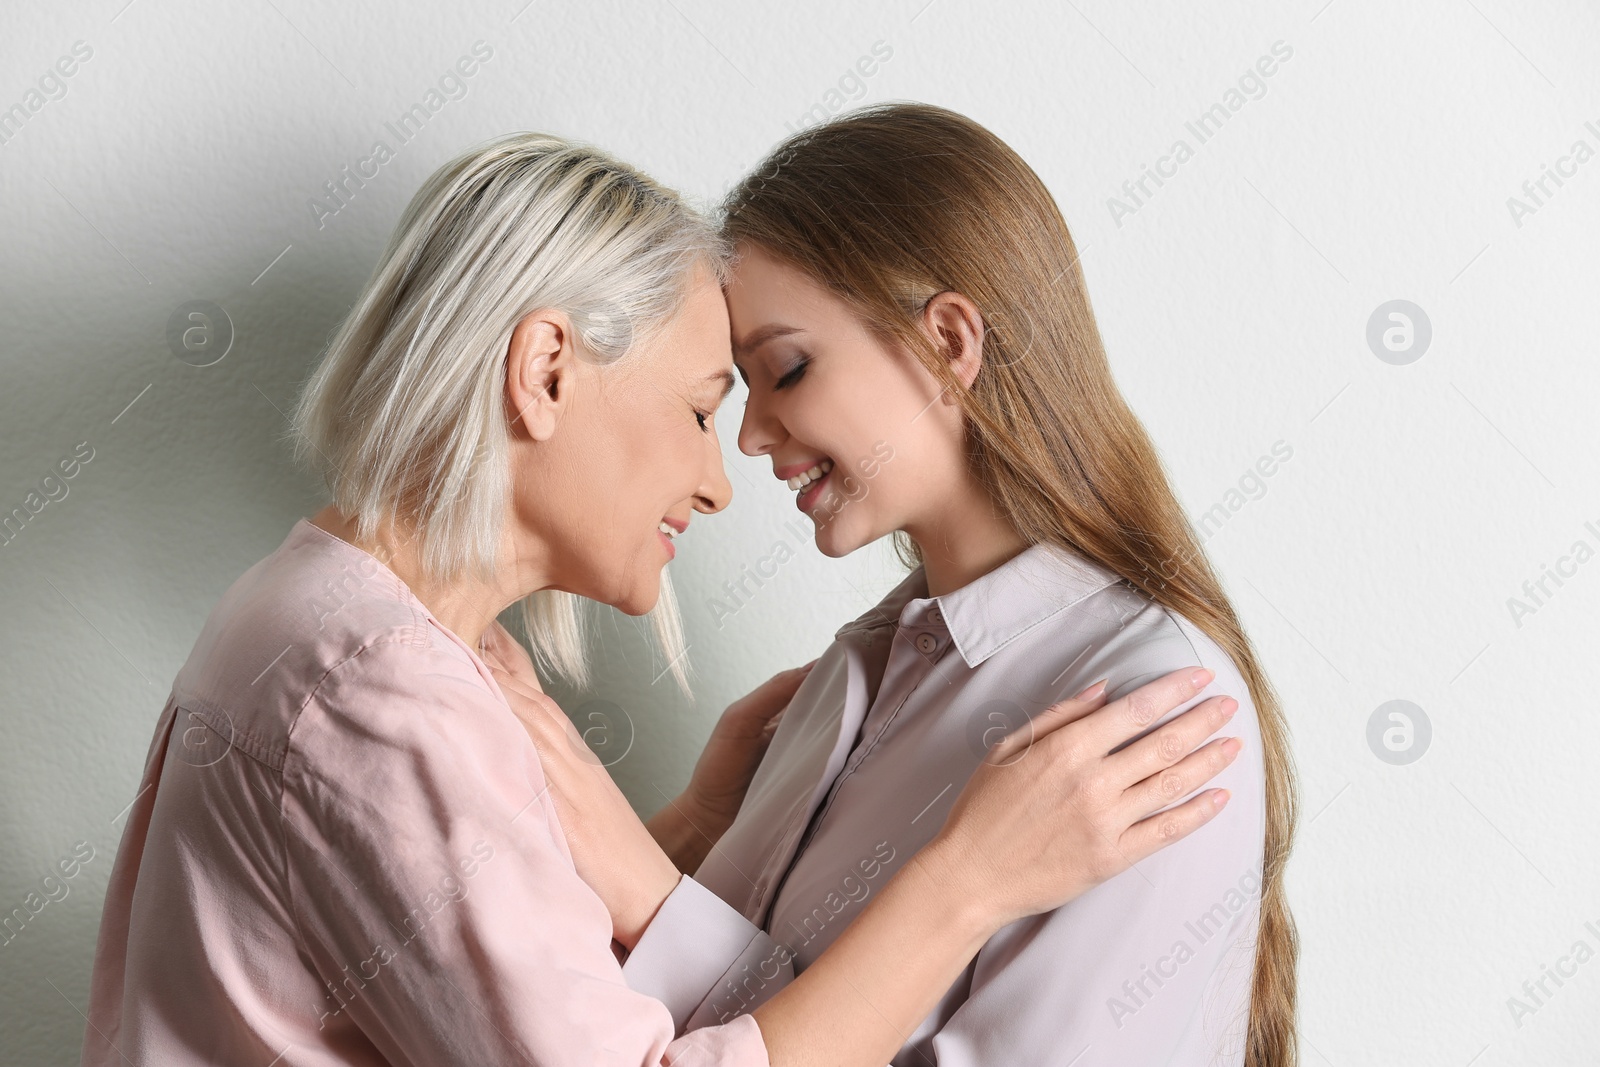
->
[289, 131, 725, 692]
[722, 103, 1299, 1065]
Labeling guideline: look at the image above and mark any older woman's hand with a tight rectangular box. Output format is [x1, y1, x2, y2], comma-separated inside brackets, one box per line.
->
[479, 622, 681, 951]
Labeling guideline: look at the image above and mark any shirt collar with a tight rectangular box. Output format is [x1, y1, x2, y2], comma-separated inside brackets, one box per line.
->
[833, 541, 1123, 668]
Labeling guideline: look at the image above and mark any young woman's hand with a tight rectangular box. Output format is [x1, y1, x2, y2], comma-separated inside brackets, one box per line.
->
[656, 661, 817, 868]
[480, 623, 680, 950]
[919, 667, 1241, 933]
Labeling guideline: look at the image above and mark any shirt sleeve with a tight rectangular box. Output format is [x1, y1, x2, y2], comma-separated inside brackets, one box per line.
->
[278, 636, 770, 1067]
[623, 873, 797, 1032]
[915, 656, 1265, 1067]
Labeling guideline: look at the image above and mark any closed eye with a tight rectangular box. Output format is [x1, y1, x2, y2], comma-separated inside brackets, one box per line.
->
[774, 357, 809, 390]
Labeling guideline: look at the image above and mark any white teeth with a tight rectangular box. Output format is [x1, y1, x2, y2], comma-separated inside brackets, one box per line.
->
[786, 458, 834, 491]
[657, 521, 679, 539]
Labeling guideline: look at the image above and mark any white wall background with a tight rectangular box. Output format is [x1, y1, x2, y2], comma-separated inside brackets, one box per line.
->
[2, 0, 1597, 1062]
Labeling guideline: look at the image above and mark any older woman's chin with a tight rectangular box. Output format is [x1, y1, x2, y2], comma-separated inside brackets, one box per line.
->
[604, 573, 664, 617]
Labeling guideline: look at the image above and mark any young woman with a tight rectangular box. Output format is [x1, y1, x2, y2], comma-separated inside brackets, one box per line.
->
[78, 130, 1240, 1067]
[531, 105, 1298, 1065]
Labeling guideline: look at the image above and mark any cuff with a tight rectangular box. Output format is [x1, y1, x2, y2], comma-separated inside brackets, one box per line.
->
[668, 1011, 771, 1067]
[622, 874, 772, 1033]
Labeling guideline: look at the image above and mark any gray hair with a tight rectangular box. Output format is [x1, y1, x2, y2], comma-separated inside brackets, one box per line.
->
[288, 131, 726, 694]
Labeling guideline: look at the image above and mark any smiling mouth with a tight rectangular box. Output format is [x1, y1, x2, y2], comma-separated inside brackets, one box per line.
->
[788, 458, 834, 511]
[657, 517, 686, 557]
[786, 458, 834, 492]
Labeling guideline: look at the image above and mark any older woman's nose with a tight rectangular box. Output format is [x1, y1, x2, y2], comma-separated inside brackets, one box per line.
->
[695, 451, 733, 514]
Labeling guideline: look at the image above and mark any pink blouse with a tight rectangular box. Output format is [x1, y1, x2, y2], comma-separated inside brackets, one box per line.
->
[79, 518, 768, 1066]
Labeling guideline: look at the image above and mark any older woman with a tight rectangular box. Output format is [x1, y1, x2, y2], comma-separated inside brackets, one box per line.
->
[79, 132, 1239, 1067]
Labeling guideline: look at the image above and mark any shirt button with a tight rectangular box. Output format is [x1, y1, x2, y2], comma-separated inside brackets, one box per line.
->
[928, 607, 942, 625]
[914, 632, 939, 655]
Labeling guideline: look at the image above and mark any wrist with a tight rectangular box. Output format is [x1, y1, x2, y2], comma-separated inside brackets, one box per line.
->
[615, 860, 683, 952]
[649, 792, 730, 873]
[674, 790, 735, 842]
[904, 836, 1004, 944]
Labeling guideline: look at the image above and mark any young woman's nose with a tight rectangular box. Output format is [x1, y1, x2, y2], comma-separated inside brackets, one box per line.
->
[737, 388, 784, 458]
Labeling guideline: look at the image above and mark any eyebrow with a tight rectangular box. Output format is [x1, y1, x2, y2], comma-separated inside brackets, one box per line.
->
[731, 324, 802, 360]
[704, 369, 736, 400]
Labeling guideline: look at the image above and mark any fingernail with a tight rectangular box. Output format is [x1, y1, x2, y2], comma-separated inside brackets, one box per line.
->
[1190, 668, 1214, 688]
[1075, 678, 1109, 700]
[1221, 697, 1239, 719]
[1212, 789, 1231, 809]
[1221, 737, 1242, 758]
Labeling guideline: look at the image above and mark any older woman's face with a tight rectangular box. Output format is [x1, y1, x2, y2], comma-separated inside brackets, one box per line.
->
[511, 267, 736, 615]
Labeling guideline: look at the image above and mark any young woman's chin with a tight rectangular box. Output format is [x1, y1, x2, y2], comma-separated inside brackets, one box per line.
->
[809, 525, 855, 559]
[807, 504, 879, 559]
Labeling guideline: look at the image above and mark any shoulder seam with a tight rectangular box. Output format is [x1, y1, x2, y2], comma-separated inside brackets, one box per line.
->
[288, 632, 432, 745]
[274, 620, 446, 998]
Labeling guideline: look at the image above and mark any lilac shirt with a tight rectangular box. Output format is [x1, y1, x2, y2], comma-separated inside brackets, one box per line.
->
[623, 542, 1266, 1065]
[80, 518, 768, 1066]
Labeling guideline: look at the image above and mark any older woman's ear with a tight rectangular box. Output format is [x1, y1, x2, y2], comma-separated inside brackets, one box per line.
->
[506, 310, 576, 441]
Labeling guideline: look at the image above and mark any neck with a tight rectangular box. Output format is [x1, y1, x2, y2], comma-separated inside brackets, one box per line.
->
[902, 478, 1030, 598]
[308, 504, 537, 651]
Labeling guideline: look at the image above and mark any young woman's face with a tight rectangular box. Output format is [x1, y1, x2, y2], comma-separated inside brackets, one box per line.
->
[725, 242, 966, 557]
[515, 268, 736, 615]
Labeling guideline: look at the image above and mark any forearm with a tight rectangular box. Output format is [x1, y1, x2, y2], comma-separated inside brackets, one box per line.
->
[644, 793, 728, 874]
[752, 845, 995, 1067]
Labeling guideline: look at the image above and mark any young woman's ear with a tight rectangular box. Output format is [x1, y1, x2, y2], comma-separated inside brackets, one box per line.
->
[920, 291, 986, 392]
[505, 310, 576, 441]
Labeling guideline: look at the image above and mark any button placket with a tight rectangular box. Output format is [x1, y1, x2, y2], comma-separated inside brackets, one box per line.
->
[833, 630, 943, 782]
[760, 616, 956, 934]
[783, 634, 933, 863]
[756, 798, 827, 924]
